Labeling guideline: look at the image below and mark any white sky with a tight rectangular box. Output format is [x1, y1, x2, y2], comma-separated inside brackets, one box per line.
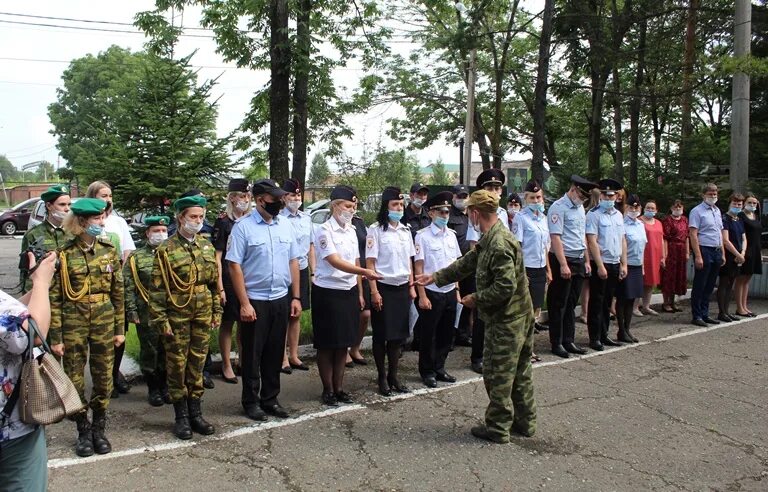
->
[0, 1, 538, 174]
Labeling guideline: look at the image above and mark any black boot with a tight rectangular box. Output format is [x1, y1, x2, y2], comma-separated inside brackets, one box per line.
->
[172, 399, 193, 440]
[146, 375, 164, 407]
[91, 411, 112, 455]
[158, 372, 171, 404]
[74, 413, 94, 457]
[188, 398, 215, 435]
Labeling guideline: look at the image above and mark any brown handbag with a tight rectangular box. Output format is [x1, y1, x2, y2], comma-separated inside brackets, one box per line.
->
[18, 318, 85, 425]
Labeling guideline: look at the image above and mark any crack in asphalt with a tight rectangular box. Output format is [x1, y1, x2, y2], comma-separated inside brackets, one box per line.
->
[579, 449, 691, 490]
[338, 417, 379, 473]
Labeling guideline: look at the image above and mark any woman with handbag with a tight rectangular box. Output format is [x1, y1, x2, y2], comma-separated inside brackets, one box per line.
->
[49, 198, 125, 457]
[0, 252, 57, 491]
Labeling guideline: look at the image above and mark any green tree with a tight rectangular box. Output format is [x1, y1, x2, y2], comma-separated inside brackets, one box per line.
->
[48, 46, 232, 213]
[307, 153, 331, 186]
[34, 161, 55, 182]
[429, 158, 451, 185]
[0, 155, 19, 182]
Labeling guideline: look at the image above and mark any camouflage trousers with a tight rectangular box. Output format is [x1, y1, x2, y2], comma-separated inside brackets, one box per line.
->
[162, 294, 212, 402]
[136, 323, 166, 381]
[61, 302, 115, 414]
[482, 313, 537, 440]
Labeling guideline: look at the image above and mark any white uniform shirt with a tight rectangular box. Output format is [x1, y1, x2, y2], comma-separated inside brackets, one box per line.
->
[512, 208, 550, 268]
[313, 215, 360, 290]
[104, 212, 136, 257]
[366, 221, 414, 286]
[466, 206, 510, 242]
[415, 223, 462, 294]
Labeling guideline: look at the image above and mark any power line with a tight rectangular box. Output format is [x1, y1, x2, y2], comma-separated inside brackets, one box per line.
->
[0, 18, 215, 38]
[0, 10, 210, 30]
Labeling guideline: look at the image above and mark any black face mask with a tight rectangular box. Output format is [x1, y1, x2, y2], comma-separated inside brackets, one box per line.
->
[262, 199, 281, 217]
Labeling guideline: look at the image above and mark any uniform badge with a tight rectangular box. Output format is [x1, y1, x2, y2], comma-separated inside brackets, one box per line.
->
[366, 237, 374, 249]
[551, 214, 559, 223]
[319, 236, 328, 250]
[415, 244, 420, 255]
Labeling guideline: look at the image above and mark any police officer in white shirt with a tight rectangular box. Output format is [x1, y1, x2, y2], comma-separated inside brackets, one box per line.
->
[414, 191, 462, 388]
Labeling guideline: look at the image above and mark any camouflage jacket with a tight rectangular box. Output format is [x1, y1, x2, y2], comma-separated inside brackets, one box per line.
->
[434, 220, 532, 325]
[148, 233, 221, 333]
[19, 221, 73, 293]
[123, 244, 157, 326]
[49, 236, 125, 345]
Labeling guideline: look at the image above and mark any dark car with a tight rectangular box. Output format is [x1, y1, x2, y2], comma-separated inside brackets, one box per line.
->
[0, 197, 40, 235]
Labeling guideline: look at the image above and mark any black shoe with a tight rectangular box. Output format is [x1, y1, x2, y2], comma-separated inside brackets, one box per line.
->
[703, 317, 720, 325]
[563, 343, 587, 355]
[115, 374, 130, 394]
[345, 361, 355, 368]
[422, 376, 437, 388]
[188, 398, 215, 435]
[691, 319, 708, 327]
[617, 331, 635, 344]
[281, 366, 293, 375]
[534, 322, 548, 332]
[75, 414, 94, 457]
[377, 377, 392, 397]
[717, 314, 732, 323]
[388, 377, 411, 393]
[261, 403, 290, 418]
[221, 369, 238, 384]
[245, 406, 268, 422]
[172, 400, 193, 440]
[289, 361, 310, 371]
[454, 337, 472, 347]
[91, 412, 112, 455]
[727, 314, 740, 322]
[203, 373, 215, 389]
[551, 345, 570, 358]
[436, 372, 457, 383]
[334, 391, 354, 404]
[601, 337, 622, 347]
[321, 391, 338, 406]
[470, 425, 509, 444]
[471, 361, 483, 374]
[148, 388, 164, 407]
[511, 423, 535, 438]
[589, 341, 604, 351]
[350, 357, 368, 366]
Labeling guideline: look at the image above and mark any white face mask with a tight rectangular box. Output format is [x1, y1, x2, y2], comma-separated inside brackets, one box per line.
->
[626, 210, 640, 219]
[705, 196, 718, 206]
[235, 200, 249, 212]
[285, 199, 302, 213]
[412, 198, 425, 208]
[182, 221, 203, 235]
[50, 210, 68, 222]
[337, 210, 354, 225]
[453, 199, 467, 211]
[671, 209, 683, 217]
[469, 212, 480, 233]
[148, 232, 168, 246]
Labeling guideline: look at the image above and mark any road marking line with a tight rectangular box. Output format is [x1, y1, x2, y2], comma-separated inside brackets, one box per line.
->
[47, 314, 768, 469]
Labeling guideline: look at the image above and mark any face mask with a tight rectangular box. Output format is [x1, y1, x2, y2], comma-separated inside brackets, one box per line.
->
[730, 206, 742, 215]
[51, 210, 68, 222]
[338, 210, 354, 225]
[745, 205, 757, 213]
[453, 199, 467, 211]
[528, 203, 545, 214]
[671, 209, 683, 217]
[412, 198, 425, 208]
[85, 224, 103, 237]
[235, 200, 250, 212]
[644, 210, 656, 218]
[387, 210, 403, 222]
[285, 200, 301, 213]
[182, 221, 204, 235]
[262, 200, 281, 217]
[705, 196, 718, 206]
[626, 210, 640, 219]
[433, 216, 449, 229]
[571, 192, 585, 206]
[599, 200, 615, 211]
[469, 212, 480, 233]
[148, 232, 168, 246]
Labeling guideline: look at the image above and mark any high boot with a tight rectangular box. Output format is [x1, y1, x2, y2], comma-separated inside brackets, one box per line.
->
[91, 410, 112, 454]
[74, 413, 94, 457]
[188, 398, 215, 435]
[172, 399, 193, 440]
[158, 371, 171, 404]
[146, 374, 164, 407]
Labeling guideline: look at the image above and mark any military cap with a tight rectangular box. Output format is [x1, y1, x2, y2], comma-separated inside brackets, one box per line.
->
[251, 179, 287, 198]
[425, 191, 453, 211]
[597, 178, 623, 196]
[145, 215, 170, 227]
[466, 190, 499, 213]
[281, 178, 302, 194]
[451, 184, 469, 197]
[180, 188, 204, 198]
[174, 195, 207, 212]
[570, 175, 598, 195]
[524, 179, 542, 194]
[330, 185, 357, 202]
[507, 193, 522, 206]
[40, 184, 70, 203]
[625, 194, 641, 208]
[381, 186, 403, 203]
[410, 182, 429, 194]
[476, 168, 505, 188]
[71, 198, 107, 217]
[228, 178, 250, 193]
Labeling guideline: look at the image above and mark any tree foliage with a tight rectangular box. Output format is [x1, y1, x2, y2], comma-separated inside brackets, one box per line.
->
[307, 153, 331, 186]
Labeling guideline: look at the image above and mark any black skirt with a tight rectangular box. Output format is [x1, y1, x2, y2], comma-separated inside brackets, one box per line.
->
[360, 279, 372, 311]
[370, 282, 411, 342]
[617, 265, 643, 299]
[311, 284, 360, 349]
[525, 267, 547, 309]
[293, 267, 311, 310]
[221, 283, 241, 322]
[720, 254, 741, 278]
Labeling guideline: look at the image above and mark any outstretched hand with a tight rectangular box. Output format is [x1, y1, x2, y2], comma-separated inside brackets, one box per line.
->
[413, 273, 434, 287]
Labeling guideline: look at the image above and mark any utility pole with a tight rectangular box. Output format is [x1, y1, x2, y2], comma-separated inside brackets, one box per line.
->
[730, 0, 751, 193]
[463, 49, 476, 186]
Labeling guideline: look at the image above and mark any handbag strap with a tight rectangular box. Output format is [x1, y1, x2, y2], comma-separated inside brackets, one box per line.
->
[1, 317, 40, 425]
[25, 317, 52, 359]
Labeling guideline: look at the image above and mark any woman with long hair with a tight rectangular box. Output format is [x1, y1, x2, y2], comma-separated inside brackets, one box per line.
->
[717, 193, 747, 322]
[734, 194, 762, 317]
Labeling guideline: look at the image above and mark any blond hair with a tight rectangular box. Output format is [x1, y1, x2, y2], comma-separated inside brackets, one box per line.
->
[225, 191, 251, 220]
[86, 181, 111, 198]
[62, 213, 88, 236]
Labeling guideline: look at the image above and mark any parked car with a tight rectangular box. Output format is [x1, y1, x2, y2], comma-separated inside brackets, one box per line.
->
[0, 197, 41, 235]
[305, 199, 330, 213]
[28, 197, 83, 230]
[310, 208, 331, 226]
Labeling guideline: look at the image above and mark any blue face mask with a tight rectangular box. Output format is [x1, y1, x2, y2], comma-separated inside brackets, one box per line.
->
[644, 210, 656, 218]
[599, 200, 615, 211]
[528, 203, 545, 214]
[745, 205, 757, 213]
[433, 216, 449, 229]
[730, 206, 742, 215]
[387, 210, 403, 223]
[86, 224, 103, 237]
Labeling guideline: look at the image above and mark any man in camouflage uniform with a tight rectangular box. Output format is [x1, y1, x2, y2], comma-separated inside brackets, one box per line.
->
[416, 190, 536, 443]
[124, 216, 171, 407]
[149, 196, 221, 440]
[19, 184, 72, 292]
[49, 197, 125, 457]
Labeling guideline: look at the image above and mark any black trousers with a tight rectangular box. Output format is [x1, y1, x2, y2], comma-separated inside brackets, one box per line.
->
[240, 295, 289, 410]
[455, 275, 476, 341]
[417, 289, 457, 378]
[588, 262, 620, 343]
[546, 253, 586, 347]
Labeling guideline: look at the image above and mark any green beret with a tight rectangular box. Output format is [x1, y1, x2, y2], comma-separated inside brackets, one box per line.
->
[466, 190, 499, 214]
[40, 185, 70, 203]
[145, 215, 170, 227]
[174, 195, 207, 212]
[71, 198, 107, 217]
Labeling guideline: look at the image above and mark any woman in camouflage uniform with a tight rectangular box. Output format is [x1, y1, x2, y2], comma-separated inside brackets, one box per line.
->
[149, 196, 221, 440]
[49, 198, 125, 457]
